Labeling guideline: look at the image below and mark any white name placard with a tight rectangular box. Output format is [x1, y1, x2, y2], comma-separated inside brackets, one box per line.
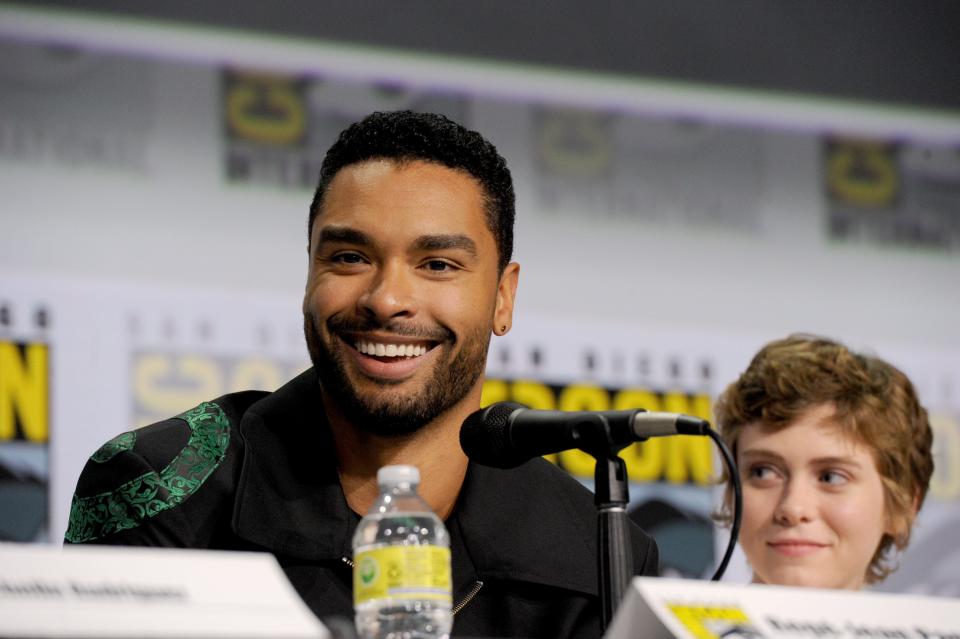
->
[606, 577, 960, 639]
[0, 543, 330, 638]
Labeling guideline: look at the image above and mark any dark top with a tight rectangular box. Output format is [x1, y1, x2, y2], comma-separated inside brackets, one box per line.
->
[66, 368, 659, 638]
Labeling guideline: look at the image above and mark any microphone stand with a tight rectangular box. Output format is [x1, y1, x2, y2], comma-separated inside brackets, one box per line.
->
[463, 402, 733, 630]
[594, 450, 632, 632]
[575, 412, 636, 633]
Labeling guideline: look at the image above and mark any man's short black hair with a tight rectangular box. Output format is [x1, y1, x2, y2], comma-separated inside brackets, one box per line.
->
[309, 110, 515, 273]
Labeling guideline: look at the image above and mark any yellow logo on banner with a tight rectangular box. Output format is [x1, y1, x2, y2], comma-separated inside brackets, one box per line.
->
[481, 379, 715, 485]
[0, 341, 48, 443]
[668, 604, 763, 639]
[537, 109, 613, 176]
[224, 72, 306, 145]
[132, 352, 307, 427]
[930, 412, 960, 500]
[825, 140, 898, 207]
[353, 546, 452, 606]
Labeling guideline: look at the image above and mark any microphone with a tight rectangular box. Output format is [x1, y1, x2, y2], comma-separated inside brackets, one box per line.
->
[460, 401, 710, 469]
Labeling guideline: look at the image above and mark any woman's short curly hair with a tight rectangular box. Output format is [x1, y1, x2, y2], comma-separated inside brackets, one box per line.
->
[714, 334, 934, 584]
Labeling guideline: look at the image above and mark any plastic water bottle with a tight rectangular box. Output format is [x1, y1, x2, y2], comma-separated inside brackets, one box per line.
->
[353, 465, 453, 639]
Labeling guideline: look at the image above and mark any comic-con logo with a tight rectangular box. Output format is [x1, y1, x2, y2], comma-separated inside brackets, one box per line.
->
[0, 340, 49, 443]
[825, 138, 899, 208]
[482, 379, 715, 485]
[668, 604, 765, 639]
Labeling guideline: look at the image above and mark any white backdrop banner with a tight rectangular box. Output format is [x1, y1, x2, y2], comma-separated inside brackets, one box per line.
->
[2, 272, 959, 595]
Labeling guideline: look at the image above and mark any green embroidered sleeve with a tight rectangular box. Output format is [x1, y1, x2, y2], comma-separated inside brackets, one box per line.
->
[90, 431, 137, 463]
[65, 401, 231, 543]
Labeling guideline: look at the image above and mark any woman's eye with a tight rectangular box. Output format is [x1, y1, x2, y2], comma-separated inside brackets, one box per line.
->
[747, 465, 775, 480]
[820, 470, 848, 486]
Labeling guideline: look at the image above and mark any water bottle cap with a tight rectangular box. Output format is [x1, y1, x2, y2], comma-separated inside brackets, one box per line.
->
[377, 464, 420, 487]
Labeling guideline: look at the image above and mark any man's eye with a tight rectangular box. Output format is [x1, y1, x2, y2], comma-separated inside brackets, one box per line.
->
[424, 260, 454, 272]
[332, 252, 365, 265]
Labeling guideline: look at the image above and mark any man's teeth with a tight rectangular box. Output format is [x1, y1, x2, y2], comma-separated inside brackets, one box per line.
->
[356, 341, 428, 357]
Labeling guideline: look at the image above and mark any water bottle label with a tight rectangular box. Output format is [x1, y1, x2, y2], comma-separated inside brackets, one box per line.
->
[353, 546, 452, 605]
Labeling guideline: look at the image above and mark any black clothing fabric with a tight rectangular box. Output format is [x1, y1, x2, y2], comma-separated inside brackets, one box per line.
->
[67, 369, 659, 638]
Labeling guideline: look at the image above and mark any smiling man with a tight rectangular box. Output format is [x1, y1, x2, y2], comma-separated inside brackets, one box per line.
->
[64, 111, 659, 638]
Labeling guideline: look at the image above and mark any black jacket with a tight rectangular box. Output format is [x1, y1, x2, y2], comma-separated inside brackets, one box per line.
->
[66, 369, 659, 638]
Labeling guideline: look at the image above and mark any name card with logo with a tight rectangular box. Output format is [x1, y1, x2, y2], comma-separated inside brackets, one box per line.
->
[605, 577, 960, 639]
[0, 543, 329, 638]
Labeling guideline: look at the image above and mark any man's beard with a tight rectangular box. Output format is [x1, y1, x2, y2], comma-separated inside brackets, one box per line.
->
[304, 310, 489, 437]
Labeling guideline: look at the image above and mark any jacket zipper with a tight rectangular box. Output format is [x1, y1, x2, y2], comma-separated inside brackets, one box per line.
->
[450, 579, 483, 615]
[341, 556, 483, 615]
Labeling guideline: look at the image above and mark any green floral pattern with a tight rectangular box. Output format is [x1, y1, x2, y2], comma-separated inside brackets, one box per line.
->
[90, 431, 137, 463]
[65, 402, 230, 543]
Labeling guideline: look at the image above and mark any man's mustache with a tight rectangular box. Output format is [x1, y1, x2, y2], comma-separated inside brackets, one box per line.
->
[324, 314, 454, 343]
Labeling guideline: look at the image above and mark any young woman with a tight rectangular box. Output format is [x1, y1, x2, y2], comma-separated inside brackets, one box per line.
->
[715, 335, 934, 589]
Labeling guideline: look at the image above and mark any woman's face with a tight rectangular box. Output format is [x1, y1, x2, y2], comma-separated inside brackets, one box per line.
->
[736, 403, 890, 590]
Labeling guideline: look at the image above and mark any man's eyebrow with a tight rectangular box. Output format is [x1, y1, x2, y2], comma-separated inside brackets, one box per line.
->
[316, 226, 371, 246]
[412, 234, 478, 257]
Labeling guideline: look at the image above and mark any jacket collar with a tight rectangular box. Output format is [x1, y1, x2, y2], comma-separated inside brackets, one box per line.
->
[232, 368, 597, 595]
[455, 460, 597, 595]
[232, 368, 356, 562]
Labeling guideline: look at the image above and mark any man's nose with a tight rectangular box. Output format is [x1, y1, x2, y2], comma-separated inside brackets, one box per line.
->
[358, 261, 419, 321]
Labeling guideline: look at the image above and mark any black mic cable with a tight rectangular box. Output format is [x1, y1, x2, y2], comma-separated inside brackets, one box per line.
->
[704, 427, 741, 583]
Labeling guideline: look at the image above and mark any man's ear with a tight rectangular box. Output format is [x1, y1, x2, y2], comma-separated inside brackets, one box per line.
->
[492, 262, 520, 336]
